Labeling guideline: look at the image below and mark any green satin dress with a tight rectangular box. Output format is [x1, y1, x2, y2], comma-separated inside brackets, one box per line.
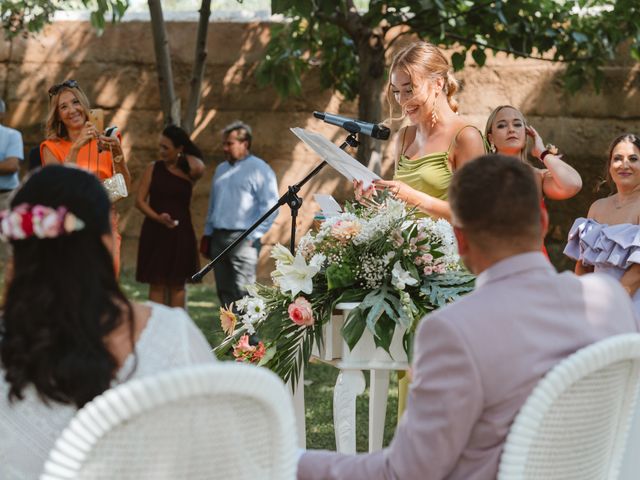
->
[394, 151, 452, 201]
[392, 125, 485, 419]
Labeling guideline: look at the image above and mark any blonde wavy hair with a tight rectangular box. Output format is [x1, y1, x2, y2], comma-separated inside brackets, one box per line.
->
[45, 84, 91, 140]
[386, 41, 460, 123]
[484, 105, 529, 163]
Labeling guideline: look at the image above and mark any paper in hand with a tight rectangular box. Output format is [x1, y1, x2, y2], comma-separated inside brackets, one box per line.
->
[313, 194, 342, 217]
[290, 127, 381, 189]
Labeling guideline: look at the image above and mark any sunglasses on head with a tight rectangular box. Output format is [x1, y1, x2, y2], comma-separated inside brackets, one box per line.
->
[48, 79, 79, 97]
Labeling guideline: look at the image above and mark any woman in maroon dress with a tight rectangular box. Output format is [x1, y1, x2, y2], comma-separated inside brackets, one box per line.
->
[136, 125, 205, 307]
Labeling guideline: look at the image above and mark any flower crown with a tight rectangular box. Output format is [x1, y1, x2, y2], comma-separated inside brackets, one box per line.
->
[0, 203, 85, 242]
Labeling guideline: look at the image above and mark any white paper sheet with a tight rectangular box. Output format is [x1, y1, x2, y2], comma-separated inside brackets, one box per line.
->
[313, 194, 342, 217]
[291, 127, 381, 189]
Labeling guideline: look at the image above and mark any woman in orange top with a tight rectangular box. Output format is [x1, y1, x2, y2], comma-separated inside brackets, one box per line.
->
[40, 80, 131, 275]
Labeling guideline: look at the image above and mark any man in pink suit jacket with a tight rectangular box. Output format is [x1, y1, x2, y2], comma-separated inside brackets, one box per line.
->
[297, 154, 640, 480]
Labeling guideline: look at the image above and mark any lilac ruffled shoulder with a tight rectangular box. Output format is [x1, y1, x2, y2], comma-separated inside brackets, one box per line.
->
[563, 217, 640, 269]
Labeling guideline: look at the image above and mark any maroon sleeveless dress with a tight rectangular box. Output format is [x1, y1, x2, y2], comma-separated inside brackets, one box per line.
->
[136, 161, 199, 285]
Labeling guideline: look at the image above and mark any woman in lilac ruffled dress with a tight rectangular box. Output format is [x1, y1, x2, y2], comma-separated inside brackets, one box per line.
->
[564, 133, 640, 310]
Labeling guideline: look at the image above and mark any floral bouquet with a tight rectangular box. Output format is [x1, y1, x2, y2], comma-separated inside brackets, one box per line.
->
[215, 196, 474, 387]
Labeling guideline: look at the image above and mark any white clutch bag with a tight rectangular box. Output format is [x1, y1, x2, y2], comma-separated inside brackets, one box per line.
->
[102, 139, 129, 203]
[103, 153, 128, 203]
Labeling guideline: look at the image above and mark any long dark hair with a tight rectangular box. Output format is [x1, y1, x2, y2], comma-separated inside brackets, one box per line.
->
[602, 133, 640, 192]
[0, 166, 135, 408]
[162, 124, 203, 175]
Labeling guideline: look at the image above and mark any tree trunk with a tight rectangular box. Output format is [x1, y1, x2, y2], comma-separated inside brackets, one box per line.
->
[148, 0, 179, 126]
[182, 0, 211, 134]
[356, 35, 387, 175]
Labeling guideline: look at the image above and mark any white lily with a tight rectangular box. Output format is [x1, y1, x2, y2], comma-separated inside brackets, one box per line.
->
[270, 243, 295, 265]
[391, 261, 418, 290]
[277, 253, 320, 296]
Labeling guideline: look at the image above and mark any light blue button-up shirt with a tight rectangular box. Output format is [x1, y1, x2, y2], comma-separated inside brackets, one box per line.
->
[0, 124, 24, 190]
[204, 154, 279, 240]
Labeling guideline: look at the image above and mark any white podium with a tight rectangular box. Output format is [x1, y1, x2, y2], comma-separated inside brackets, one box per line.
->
[294, 302, 410, 454]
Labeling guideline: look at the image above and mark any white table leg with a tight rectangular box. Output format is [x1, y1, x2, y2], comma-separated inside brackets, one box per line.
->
[333, 369, 366, 454]
[291, 370, 306, 449]
[368, 369, 390, 452]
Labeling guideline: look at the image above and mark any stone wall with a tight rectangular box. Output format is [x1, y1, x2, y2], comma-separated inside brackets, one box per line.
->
[1, 20, 639, 278]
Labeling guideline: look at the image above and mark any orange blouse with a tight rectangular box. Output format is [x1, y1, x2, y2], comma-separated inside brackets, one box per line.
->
[40, 135, 123, 277]
[40, 135, 120, 181]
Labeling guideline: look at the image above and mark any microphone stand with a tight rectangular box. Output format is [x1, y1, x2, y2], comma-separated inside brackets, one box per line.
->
[191, 128, 361, 282]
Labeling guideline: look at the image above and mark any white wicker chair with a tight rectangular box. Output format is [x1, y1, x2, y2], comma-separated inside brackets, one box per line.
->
[39, 363, 297, 480]
[619, 384, 640, 480]
[498, 333, 640, 480]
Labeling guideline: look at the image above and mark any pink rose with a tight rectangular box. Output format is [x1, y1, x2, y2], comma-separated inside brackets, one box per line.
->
[288, 296, 314, 326]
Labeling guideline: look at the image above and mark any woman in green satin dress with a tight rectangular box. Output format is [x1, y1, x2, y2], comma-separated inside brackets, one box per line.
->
[359, 42, 487, 417]
[367, 42, 487, 221]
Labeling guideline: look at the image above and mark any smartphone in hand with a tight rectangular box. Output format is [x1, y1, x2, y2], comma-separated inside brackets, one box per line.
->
[88, 108, 104, 132]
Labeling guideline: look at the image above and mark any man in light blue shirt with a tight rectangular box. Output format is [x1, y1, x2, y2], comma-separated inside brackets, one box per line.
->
[0, 99, 24, 260]
[203, 121, 279, 307]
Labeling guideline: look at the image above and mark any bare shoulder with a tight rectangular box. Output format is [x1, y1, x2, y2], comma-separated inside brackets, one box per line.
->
[450, 122, 486, 169]
[587, 196, 612, 221]
[453, 122, 484, 146]
[397, 125, 416, 147]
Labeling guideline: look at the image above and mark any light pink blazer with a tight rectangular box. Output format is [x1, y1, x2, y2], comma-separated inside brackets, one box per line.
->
[298, 252, 640, 480]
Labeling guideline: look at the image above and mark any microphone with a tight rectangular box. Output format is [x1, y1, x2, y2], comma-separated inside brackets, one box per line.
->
[313, 111, 391, 141]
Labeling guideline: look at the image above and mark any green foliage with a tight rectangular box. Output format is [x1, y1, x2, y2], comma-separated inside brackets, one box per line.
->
[262, 0, 640, 98]
[326, 263, 356, 289]
[420, 271, 475, 308]
[1, 0, 129, 38]
[256, 14, 360, 100]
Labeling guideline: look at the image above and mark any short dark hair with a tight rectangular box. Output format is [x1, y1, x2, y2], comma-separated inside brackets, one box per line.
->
[448, 154, 541, 245]
[223, 121, 252, 149]
[1, 165, 134, 408]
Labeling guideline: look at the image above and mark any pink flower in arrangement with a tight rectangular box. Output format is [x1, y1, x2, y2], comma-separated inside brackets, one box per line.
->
[232, 334, 266, 364]
[423, 266, 433, 276]
[219, 305, 237, 336]
[433, 263, 446, 274]
[391, 229, 404, 248]
[234, 335, 251, 353]
[331, 220, 361, 244]
[251, 342, 266, 363]
[288, 296, 314, 326]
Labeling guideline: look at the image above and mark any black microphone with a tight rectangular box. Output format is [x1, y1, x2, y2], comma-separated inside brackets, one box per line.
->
[313, 111, 391, 141]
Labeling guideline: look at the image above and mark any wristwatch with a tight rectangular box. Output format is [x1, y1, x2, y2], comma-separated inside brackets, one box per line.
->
[540, 144, 559, 162]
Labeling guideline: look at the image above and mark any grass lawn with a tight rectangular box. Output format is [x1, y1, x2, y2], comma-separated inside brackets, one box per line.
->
[120, 268, 399, 451]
